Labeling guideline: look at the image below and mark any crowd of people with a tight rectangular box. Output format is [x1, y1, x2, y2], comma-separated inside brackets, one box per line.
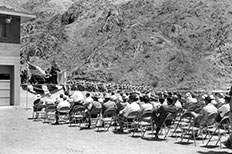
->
[66, 79, 153, 93]
[32, 87, 232, 149]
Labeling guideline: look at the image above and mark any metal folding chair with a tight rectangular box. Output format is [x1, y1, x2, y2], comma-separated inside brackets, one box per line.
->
[206, 116, 231, 147]
[69, 105, 86, 127]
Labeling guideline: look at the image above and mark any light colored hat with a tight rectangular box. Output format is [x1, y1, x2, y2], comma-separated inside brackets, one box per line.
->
[35, 94, 42, 99]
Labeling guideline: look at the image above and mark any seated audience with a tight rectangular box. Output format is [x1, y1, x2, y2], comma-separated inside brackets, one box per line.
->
[57, 96, 71, 110]
[33, 94, 44, 119]
[216, 95, 230, 122]
[117, 93, 141, 132]
[152, 97, 179, 138]
[102, 97, 117, 114]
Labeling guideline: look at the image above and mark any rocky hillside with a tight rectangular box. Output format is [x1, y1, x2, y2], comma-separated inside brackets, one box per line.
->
[5, 0, 232, 90]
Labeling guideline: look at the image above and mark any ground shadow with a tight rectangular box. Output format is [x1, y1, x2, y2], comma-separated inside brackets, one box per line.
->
[95, 129, 108, 133]
[201, 145, 219, 149]
[131, 135, 141, 138]
[141, 136, 166, 142]
[175, 141, 193, 145]
[112, 130, 129, 135]
[197, 151, 231, 154]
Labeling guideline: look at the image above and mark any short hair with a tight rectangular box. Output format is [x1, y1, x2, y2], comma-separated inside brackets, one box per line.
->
[64, 91, 69, 96]
[129, 93, 139, 102]
[86, 93, 90, 97]
[63, 96, 67, 100]
[167, 97, 173, 105]
[60, 94, 64, 98]
[143, 95, 150, 103]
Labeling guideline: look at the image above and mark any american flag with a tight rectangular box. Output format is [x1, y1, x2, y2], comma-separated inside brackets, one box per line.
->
[21, 84, 64, 95]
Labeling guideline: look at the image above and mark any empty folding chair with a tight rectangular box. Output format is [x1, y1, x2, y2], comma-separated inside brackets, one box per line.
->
[132, 111, 154, 137]
[206, 116, 230, 147]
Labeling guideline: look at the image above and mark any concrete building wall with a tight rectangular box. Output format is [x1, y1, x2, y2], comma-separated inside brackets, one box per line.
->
[0, 43, 20, 105]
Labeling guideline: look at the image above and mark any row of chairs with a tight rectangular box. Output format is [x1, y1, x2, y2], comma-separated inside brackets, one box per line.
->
[112, 109, 231, 148]
[33, 105, 231, 147]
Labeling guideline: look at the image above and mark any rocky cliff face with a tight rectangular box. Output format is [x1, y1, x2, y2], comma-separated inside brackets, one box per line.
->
[8, 0, 232, 90]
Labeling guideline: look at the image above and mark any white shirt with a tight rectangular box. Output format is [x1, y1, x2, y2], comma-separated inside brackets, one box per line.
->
[45, 97, 55, 105]
[150, 101, 161, 110]
[120, 101, 141, 117]
[71, 91, 84, 102]
[200, 103, 217, 122]
[141, 103, 153, 111]
[218, 104, 230, 117]
[57, 100, 70, 110]
[186, 96, 198, 104]
[175, 100, 182, 108]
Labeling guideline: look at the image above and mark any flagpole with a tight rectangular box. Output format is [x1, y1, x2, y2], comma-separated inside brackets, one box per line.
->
[26, 83, 29, 110]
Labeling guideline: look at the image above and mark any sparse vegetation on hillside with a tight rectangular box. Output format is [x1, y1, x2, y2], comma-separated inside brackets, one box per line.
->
[6, 0, 232, 90]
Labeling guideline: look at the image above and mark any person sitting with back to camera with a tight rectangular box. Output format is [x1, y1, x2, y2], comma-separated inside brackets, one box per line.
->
[85, 96, 102, 128]
[117, 93, 141, 132]
[33, 94, 44, 119]
[152, 96, 179, 138]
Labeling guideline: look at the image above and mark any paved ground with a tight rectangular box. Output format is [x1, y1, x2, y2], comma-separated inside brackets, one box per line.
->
[0, 107, 232, 154]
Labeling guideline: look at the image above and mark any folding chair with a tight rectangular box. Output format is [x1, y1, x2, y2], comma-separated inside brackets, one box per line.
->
[88, 108, 102, 128]
[172, 111, 196, 138]
[161, 111, 180, 139]
[96, 108, 117, 131]
[206, 116, 231, 147]
[44, 104, 57, 123]
[117, 111, 140, 133]
[58, 106, 70, 124]
[201, 112, 218, 140]
[178, 112, 204, 146]
[132, 111, 154, 137]
[69, 105, 86, 127]
[33, 107, 46, 120]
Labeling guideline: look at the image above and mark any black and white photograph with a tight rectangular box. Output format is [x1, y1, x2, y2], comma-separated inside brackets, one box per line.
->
[0, 0, 232, 153]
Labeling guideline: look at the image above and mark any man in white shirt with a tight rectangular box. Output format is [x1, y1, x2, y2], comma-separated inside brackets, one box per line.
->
[216, 95, 230, 122]
[199, 96, 218, 124]
[118, 93, 141, 132]
[57, 96, 70, 110]
[83, 93, 94, 107]
[70, 91, 84, 103]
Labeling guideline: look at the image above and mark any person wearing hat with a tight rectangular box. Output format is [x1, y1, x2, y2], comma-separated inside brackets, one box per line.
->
[198, 96, 217, 124]
[33, 94, 44, 119]
[102, 96, 117, 114]
[117, 93, 141, 132]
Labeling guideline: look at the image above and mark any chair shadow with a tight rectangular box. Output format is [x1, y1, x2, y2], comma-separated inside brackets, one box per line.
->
[175, 141, 193, 145]
[112, 130, 129, 135]
[131, 135, 141, 138]
[95, 129, 108, 133]
[197, 151, 231, 154]
[141, 136, 166, 141]
[201, 145, 219, 149]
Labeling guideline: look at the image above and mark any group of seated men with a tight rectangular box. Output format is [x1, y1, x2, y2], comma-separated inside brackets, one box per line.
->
[33, 90, 231, 139]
